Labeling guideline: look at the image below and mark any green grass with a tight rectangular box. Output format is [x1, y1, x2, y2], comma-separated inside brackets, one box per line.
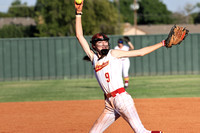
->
[128, 75, 200, 99]
[0, 75, 200, 102]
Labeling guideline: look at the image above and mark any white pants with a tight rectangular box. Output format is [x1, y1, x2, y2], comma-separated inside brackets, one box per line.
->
[89, 92, 150, 133]
[122, 59, 130, 78]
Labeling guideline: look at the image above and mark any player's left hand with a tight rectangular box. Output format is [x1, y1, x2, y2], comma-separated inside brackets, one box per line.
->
[74, 0, 84, 14]
[164, 24, 189, 48]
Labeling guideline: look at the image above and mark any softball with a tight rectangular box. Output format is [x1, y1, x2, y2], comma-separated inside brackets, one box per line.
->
[75, 0, 82, 5]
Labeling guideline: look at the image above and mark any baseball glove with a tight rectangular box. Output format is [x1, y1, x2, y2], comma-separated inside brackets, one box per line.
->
[164, 25, 189, 48]
[123, 36, 130, 43]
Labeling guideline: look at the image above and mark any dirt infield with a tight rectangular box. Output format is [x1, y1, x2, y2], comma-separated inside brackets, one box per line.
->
[0, 98, 200, 133]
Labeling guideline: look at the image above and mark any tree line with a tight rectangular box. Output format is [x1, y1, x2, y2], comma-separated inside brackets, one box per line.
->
[0, 0, 199, 38]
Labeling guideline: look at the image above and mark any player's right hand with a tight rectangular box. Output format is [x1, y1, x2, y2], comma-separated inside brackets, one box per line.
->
[74, 0, 84, 14]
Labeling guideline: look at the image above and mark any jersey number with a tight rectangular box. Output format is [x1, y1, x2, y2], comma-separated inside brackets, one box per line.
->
[105, 72, 110, 82]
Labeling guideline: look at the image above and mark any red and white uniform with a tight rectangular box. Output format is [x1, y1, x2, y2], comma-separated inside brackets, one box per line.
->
[93, 50, 123, 94]
[90, 50, 151, 133]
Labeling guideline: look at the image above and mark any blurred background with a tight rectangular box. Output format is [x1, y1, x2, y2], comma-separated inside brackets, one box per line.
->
[0, 0, 200, 81]
[0, 0, 199, 37]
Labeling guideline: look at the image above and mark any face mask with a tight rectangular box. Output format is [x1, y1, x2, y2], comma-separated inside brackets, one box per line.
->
[100, 49, 109, 55]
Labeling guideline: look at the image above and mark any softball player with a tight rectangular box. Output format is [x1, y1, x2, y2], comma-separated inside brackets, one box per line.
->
[114, 38, 134, 88]
[75, 1, 164, 133]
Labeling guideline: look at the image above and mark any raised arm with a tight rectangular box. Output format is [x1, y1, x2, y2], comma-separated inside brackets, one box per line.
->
[75, 0, 94, 61]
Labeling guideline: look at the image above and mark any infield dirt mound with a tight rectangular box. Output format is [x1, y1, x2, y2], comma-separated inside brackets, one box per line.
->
[0, 98, 200, 133]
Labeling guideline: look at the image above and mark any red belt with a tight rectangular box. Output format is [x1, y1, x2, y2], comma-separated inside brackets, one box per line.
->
[106, 87, 125, 98]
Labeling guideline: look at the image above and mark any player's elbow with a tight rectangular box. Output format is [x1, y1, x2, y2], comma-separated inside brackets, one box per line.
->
[76, 34, 84, 42]
[76, 33, 81, 39]
[136, 49, 149, 57]
[136, 50, 146, 57]
[75, 30, 83, 39]
[138, 53, 145, 57]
